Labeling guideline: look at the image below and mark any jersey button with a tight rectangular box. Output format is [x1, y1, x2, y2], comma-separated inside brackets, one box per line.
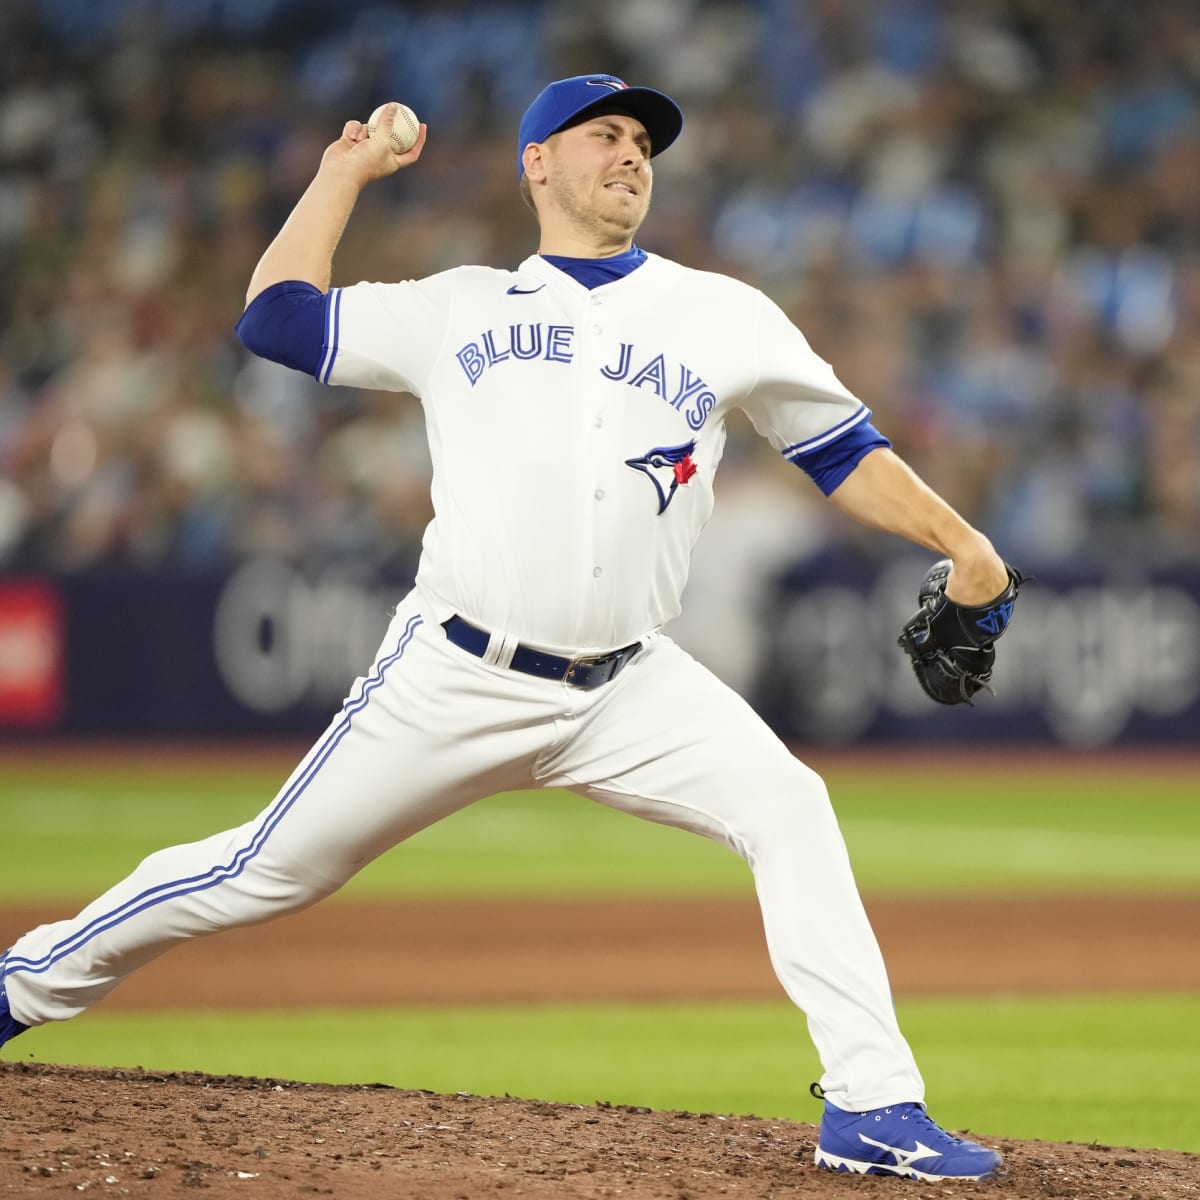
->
[591, 324, 602, 334]
[594, 489, 605, 500]
[593, 567, 603, 578]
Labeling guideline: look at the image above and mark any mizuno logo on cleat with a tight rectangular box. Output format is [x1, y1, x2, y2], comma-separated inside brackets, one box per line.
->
[858, 1134, 940, 1171]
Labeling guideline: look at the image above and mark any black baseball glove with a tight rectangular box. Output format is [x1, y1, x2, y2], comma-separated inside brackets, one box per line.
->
[897, 559, 1026, 706]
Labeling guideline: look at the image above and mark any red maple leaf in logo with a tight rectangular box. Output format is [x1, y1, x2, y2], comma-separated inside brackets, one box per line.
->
[673, 456, 697, 485]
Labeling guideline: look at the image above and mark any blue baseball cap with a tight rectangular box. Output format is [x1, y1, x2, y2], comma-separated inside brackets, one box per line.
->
[517, 74, 683, 177]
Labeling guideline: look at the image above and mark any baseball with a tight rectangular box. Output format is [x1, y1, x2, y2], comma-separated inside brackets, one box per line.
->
[367, 102, 420, 154]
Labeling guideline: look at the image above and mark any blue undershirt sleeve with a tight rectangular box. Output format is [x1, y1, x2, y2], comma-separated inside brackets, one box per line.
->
[235, 280, 327, 377]
[790, 420, 892, 495]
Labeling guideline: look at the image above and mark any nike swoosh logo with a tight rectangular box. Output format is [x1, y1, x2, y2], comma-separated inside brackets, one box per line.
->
[506, 284, 545, 295]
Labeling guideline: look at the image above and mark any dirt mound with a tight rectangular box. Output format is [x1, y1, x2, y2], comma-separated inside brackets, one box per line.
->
[2, 1063, 1197, 1199]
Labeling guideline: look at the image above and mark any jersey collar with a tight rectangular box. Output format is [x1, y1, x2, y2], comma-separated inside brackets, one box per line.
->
[517, 250, 660, 299]
[539, 245, 647, 290]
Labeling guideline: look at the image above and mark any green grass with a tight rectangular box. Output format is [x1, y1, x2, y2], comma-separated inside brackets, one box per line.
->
[2, 756, 1198, 901]
[13, 993, 1199, 1153]
[4, 751, 1198, 1156]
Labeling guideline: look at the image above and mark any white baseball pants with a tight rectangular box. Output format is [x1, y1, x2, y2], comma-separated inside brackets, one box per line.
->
[4, 589, 923, 1110]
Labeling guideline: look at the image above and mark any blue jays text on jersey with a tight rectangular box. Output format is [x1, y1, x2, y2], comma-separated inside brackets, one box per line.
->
[455, 324, 718, 431]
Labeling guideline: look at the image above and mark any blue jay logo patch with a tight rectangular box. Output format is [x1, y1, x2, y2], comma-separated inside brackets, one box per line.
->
[625, 441, 698, 514]
[587, 76, 630, 93]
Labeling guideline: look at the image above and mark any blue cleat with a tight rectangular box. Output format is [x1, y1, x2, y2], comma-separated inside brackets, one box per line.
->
[1, 954, 30, 1052]
[814, 1098, 1003, 1181]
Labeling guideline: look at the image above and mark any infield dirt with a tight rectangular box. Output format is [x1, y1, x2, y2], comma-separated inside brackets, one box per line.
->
[2, 892, 1199, 1198]
[3, 1059, 1200, 1199]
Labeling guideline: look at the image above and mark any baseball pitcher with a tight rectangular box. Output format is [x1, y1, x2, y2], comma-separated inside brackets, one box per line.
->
[1, 75, 1024, 1181]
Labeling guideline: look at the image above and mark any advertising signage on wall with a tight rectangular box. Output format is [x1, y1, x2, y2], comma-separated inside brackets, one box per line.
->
[757, 557, 1200, 747]
[0, 578, 64, 729]
[2, 558, 1199, 746]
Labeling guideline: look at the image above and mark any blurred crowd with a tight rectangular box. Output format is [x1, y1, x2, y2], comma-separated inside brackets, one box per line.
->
[2, 0, 1199, 583]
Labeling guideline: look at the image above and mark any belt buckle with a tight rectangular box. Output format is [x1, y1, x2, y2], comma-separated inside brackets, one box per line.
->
[562, 655, 582, 685]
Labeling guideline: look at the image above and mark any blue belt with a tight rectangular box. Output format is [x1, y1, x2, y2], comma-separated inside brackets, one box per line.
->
[442, 616, 642, 690]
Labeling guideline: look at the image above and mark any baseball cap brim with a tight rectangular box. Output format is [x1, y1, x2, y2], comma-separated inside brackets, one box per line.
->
[517, 75, 683, 176]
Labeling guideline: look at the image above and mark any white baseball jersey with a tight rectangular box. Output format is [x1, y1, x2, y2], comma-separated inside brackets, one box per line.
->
[320, 252, 868, 654]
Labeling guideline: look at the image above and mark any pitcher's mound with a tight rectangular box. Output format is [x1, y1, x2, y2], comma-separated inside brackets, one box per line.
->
[2, 1062, 1198, 1199]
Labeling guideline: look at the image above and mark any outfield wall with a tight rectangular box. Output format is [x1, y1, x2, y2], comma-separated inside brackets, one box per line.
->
[759, 556, 1200, 747]
[1, 557, 1198, 746]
